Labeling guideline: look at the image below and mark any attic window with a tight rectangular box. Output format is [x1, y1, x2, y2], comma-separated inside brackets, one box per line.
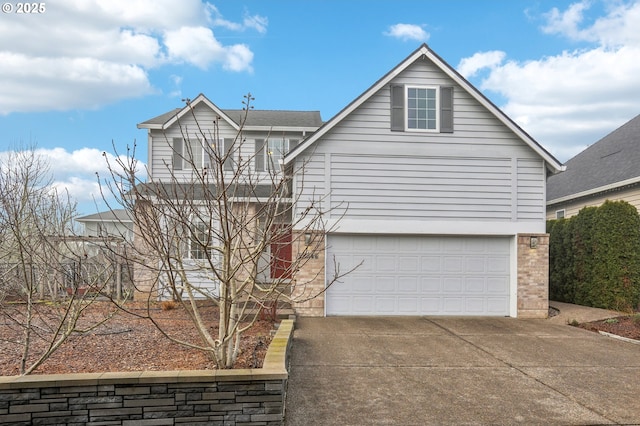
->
[407, 86, 438, 130]
[391, 84, 453, 133]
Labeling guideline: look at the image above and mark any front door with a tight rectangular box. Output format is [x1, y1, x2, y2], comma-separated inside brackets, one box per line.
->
[270, 225, 292, 279]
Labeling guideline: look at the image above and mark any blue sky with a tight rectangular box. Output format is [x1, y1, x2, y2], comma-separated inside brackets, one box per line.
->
[2, 0, 640, 215]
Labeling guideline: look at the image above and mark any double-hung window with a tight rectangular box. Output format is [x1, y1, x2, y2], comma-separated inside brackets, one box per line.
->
[255, 138, 298, 172]
[390, 84, 454, 133]
[189, 220, 209, 260]
[266, 139, 289, 170]
[407, 86, 438, 131]
[173, 138, 230, 170]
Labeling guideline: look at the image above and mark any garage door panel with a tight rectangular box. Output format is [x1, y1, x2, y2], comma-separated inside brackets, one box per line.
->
[421, 297, 441, 312]
[465, 277, 485, 293]
[443, 256, 463, 272]
[352, 277, 373, 293]
[353, 296, 374, 313]
[487, 277, 509, 293]
[375, 297, 396, 313]
[376, 256, 397, 272]
[398, 277, 418, 293]
[444, 277, 463, 292]
[398, 256, 419, 272]
[421, 277, 441, 293]
[443, 297, 464, 313]
[375, 277, 396, 292]
[465, 298, 485, 313]
[421, 256, 441, 272]
[487, 257, 509, 273]
[398, 297, 418, 313]
[326, 235, 511, 316]
[466, 258, 486, 273]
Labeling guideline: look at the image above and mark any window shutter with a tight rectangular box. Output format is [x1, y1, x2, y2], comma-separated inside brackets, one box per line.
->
[440, 86, 454, 133]
[223, 138, 234, 171]
[172, 138, 183, 170]
[390, 84, 405, 131]
[255, 139, 265, 172]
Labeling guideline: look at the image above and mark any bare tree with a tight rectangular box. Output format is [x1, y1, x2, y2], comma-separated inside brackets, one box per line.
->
[101, 94, 355, 368]
[0, 146, 120, 375]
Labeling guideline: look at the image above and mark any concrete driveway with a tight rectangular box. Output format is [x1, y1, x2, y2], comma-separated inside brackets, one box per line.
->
[284, 316, 640, 425]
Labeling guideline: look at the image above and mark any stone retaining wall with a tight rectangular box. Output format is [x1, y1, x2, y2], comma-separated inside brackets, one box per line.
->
[0, 320, 294, 426]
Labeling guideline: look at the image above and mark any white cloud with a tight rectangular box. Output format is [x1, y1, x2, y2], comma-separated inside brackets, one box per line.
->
[542, 0, 640, 47]
[457, 51, 506, 79]
[208, 4, 268, 34]
[0, 0, 265, 115]
[460, 0, 640, 162]
[34, 147, 146, 207]
[163, 27, 253, 72]
[384, 24, 429, 42]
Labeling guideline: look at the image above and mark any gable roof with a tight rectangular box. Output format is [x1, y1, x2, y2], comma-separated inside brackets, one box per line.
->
[76, 209, 133, 223]
[284, 44, 563, 173]
[547, 113, 640, 203]
[137, 93, 322, 132]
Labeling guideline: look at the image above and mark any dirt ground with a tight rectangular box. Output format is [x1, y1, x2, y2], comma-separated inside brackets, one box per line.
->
[578, 314, 640, 340]
[0, 301, 275, 376]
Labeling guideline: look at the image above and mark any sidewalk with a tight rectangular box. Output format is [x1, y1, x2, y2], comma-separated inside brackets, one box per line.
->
[548, 300, 623, 324]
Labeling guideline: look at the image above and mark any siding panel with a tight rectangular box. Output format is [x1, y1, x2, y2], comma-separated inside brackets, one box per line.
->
[328, 154, 512, 221]
[517, 159, 545, 220]
[290, 57, 547, 226]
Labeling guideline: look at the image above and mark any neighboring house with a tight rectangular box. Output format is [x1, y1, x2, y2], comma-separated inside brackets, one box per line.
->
[76, 209, 134, 242]
[137, 44, 563, 318]
[286, 44, 563, 318]
[546, 114, 640, 219]
[136, 95, 323, 297]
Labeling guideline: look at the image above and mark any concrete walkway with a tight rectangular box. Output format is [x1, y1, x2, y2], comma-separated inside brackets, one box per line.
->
[284, 309, 640, 425]
[548, 300, 624, 324]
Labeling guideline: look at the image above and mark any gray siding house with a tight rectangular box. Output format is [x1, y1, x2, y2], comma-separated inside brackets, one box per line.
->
[136, 44, 562, 318]
[286, 44, 563, 318]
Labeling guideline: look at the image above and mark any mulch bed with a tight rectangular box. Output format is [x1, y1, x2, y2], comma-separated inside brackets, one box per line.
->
[578, 315, 640, 340]
[0, 301, 275, 376]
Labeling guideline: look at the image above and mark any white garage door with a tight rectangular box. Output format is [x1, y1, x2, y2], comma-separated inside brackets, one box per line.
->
[326, 235, 511, 316]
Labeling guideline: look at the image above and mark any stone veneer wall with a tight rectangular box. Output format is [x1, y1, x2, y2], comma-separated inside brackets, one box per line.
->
[290, 231, 325, 317]
[517, 233, 550, 319]
[0, 321, 294, 426]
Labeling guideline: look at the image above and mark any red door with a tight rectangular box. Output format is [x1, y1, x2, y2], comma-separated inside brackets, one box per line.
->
[270, 225, 292, 279]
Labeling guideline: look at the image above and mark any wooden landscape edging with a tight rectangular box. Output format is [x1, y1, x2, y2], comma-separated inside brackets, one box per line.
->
[0, 319, 295, 425]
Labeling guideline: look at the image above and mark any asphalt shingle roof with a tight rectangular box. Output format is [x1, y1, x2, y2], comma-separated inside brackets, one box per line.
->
[138, 108, 322, 129]
[547, 114, 640, 201]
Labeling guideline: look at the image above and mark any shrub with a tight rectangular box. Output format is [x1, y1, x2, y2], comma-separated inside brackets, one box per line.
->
[547, 200, 640, 312]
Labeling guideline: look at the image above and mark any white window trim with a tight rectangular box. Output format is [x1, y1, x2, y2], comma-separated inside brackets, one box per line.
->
[265, 138, 290, 171]
[555, 209, 565, 219]
[176, 138, 223, 170]
[405, 85, 440, 133]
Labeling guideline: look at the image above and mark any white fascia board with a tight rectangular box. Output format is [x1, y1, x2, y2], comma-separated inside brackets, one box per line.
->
[137, 123, 163, 130]
[160, 94, 240, 132]
[284, 44, 565, 174]
[244, 126, 320, 133]
[283, 48, 423, 166]
[547, 176, 640, 205]
[420, 49, 564, 173]
[293, 218, 546, 235]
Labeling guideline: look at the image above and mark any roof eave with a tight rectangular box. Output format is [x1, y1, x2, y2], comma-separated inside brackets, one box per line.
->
[244, 125, 321, 132]
[138, 94, 241, 132]
[284, 44, 564, 173]
[547, 175, 640, 206]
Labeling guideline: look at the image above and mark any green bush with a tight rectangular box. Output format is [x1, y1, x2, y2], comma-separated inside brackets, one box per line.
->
[547, 201, 640, 312]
